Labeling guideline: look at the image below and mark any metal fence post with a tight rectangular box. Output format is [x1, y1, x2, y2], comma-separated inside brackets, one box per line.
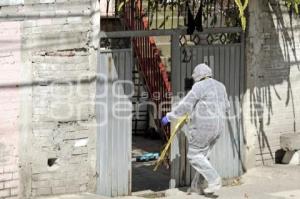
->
[170, 32, 182, 188]
[171, 32, 181, 95]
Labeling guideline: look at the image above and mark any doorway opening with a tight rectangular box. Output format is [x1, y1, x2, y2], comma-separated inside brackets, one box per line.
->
[131, 52, 171, 192]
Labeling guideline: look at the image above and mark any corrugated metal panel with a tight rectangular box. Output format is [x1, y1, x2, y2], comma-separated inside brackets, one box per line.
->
[171, 43, 245, 186]
[96, 49, 132, 197]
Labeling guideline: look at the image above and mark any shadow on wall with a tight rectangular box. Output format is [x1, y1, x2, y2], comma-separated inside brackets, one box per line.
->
[247, 0, 300, 165]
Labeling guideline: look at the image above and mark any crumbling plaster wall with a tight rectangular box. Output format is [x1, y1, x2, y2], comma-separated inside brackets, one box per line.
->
[0, 0, 100, 198]
[245, 0, 300, 167]
[0, 21, 22, 199]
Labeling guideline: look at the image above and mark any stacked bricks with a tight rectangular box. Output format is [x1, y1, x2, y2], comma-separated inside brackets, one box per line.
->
[21, 0, 97, 197]
[0, 167, 19, 199]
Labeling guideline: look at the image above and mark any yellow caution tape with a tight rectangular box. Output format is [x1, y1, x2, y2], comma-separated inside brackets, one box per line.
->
[234, 0, 249, 31]
[117, 0, 129, 12]
[154, 114, 189, 171]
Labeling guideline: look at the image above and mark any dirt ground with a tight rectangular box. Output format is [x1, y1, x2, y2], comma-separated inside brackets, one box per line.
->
[132, 135, 170, 192]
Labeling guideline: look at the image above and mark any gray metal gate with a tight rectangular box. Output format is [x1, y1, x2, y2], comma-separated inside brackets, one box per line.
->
[97, 30, 245, 195]
[96, 49, 133, 196]
[99, 0, 247, 191]
[170, 31, 245, 187]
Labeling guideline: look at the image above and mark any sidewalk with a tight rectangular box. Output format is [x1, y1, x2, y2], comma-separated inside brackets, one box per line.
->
[38, 165, 300, 199]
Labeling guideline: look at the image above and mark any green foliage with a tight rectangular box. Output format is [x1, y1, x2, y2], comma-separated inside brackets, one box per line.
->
[285, 0, 300, 14]
[116, 0, 250, 30]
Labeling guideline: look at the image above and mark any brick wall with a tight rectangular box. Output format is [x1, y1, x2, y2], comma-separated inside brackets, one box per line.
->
[0, 0, 100, 198]
[245, 0, 300, 167]
[0, 21, 21, 199]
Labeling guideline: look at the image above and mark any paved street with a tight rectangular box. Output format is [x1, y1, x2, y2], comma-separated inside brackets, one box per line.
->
[38, 165, 300, 199]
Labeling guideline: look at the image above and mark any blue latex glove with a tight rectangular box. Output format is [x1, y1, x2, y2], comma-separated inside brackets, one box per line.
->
[161, 116, 170, 126]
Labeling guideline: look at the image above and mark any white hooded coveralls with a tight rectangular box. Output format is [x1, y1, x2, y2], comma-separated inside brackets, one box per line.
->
[166, 63, 230, 189]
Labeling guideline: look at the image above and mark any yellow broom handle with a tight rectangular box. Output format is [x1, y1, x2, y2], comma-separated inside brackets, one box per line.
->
[154, 114, 189, 171]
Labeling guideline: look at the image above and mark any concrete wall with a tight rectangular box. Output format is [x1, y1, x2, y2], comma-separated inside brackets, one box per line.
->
[245, 0, 300, 167]
[0, 21, 21, 199]
[0, 0, 100, 198]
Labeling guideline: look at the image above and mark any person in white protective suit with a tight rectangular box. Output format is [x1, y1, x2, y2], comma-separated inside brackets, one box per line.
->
[161, 63, 230, 195]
